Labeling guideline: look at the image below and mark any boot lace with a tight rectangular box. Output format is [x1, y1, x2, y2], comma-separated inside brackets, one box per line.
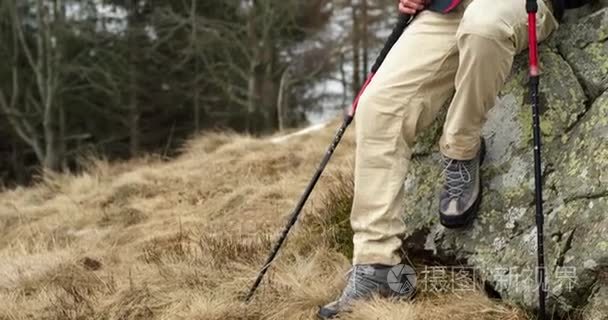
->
[441, 156, 478, 199]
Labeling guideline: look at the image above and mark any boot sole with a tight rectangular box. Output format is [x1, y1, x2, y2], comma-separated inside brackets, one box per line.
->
[317, 286, 417, 319]
[439, 139, 486, 229]
[317, 290, 418, 320]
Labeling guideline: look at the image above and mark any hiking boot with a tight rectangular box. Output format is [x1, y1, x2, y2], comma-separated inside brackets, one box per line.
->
[438, 140, 485, 229]
[318, 264, 416, 319]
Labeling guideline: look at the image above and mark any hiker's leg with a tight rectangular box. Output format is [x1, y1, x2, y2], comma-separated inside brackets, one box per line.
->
[440, 0, 558, 159]
[352, 9, 462, 266]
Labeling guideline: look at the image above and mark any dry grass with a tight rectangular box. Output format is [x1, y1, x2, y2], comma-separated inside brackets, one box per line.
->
[0, 122, 528, 320]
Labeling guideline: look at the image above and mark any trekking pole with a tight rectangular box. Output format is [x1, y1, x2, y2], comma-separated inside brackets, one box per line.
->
[526, 1, 547, 318]
[244, 14, 413, 303]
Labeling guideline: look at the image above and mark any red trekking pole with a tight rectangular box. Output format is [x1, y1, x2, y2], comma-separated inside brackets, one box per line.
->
[526, 0, 547, 318]
[244, 14, 412, 303]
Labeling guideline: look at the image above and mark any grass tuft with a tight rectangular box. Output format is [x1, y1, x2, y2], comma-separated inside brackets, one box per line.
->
[308, 172, 355, 259]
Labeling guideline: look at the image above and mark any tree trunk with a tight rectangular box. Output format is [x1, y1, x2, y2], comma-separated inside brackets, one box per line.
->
[246, 2, 260, 133]
[43, 102, 62, 171]
[10, 142, 25, 185]
[340, 53, 348, 107]
[127, 0, 139, 156]
[361, 0, 369, 80]
[128, 70, 139, 156]
[56, 0, 67, 168]
[260, 34, 277, 132]
[194, 81, 201, 131]
[277, 67, 291, 131]
[191, 0, 201, 132]
[351, 0, 361, 95]
[59, 98, 66, 168]
[247, 62, 261, 133]
[41, 0, 62, 172]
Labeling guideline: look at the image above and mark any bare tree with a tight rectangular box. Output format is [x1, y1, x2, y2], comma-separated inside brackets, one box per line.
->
[0, 0, 66, 171]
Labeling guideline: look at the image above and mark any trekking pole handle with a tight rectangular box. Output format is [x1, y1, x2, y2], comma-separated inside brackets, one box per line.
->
[526, 0, 538, 13]
[526, 1, 539, 76]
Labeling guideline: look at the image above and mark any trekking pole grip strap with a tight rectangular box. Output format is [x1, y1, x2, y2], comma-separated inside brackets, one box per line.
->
[527, 0, 538, 12]
[371, 14, 412, 73]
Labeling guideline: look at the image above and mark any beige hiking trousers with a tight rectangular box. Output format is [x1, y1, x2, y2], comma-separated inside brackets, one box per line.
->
[352, 0, 558, 265]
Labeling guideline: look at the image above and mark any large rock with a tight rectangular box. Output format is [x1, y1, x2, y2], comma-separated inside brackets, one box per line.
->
[558, 8, 608, 100]
[401, 8, 608, 319]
